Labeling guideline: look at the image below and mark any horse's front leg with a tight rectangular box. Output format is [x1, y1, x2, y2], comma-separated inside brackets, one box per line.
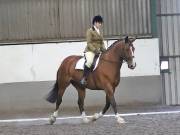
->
[91, 95, 110, 121]
[109, 94, 125, 124]
[105, 84, 125, 124]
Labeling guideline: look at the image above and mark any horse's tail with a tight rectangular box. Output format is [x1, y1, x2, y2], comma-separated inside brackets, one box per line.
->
[45, 80, 59, 104]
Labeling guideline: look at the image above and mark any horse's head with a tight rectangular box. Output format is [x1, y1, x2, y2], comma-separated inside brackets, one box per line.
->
[121, 36, 136, 69]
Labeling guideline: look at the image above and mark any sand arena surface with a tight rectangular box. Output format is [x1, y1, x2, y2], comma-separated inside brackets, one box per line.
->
[0, 105, 180, 135]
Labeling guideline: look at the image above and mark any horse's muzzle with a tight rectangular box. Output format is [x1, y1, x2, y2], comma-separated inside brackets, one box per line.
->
[128, 62, 136, 69]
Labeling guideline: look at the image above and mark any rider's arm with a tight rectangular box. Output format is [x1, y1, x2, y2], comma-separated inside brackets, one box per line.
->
[100, 41, 106, 52]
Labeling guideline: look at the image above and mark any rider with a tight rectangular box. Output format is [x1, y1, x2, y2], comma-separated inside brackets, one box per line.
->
[80, 15, 106, 85]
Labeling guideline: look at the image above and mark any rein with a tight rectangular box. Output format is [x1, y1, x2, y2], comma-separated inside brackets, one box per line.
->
[100, 57, 121, 64]
[100, 57, 126, 64]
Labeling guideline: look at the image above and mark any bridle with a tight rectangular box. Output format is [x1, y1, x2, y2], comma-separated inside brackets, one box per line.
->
[100, 44, 135, 64]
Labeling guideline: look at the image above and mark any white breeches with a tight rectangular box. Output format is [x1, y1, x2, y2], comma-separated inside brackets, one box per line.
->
[84, 51, 95, 68]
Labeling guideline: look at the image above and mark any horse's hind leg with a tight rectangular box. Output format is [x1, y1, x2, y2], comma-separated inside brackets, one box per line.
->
[49, 88, 65, 125]
[49, 80, 70, 125]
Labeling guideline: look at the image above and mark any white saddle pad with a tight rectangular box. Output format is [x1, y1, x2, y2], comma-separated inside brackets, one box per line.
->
[75, 56, 100, 71]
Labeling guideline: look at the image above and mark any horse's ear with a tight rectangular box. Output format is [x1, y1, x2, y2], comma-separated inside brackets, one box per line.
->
[130, 37, 136, 43]
[125, 36, 129, 44]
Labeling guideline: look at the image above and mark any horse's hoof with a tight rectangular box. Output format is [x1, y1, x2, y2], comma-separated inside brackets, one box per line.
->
[49, 115, 56, 125]
[91, 112, 103, 121]
[82, 117, 90, 123]
[117, 116, 125, 124]
[91, 113, 99, 121]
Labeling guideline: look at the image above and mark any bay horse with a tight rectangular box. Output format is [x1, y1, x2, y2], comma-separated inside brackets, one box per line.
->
[46, 36, 136, 124]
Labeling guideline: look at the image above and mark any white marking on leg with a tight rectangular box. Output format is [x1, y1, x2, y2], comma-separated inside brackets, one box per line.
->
[53, 111, 58, 118]
[115, 113, 125, 124]
[49, 110, 58, 125]
[91, 111, 103, 121]
[1, 110, 180, 123]
[81, 111, 86, 117]
[81, 111, 90, 123]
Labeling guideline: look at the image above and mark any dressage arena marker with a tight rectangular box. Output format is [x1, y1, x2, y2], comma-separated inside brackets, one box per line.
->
[0, 110, 180, 123]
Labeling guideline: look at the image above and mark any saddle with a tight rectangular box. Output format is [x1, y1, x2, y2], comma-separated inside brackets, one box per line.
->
[75, 54, 100, 71]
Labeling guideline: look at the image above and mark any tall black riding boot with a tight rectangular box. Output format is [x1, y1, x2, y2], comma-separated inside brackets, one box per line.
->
[80, 66, 91, 85]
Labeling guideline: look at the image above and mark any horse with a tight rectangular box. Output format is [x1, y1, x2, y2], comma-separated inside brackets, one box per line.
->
[46, 36, 136, 124]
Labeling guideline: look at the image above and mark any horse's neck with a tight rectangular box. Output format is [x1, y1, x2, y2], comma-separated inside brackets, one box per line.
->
[103, 43, 122, 62]
[101, 43, 124, 68]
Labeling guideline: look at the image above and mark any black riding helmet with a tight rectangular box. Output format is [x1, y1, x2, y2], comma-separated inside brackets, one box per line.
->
[92, 15, 103, 25]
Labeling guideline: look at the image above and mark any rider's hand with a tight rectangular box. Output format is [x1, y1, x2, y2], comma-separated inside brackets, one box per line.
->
[94, 50, 100, 55]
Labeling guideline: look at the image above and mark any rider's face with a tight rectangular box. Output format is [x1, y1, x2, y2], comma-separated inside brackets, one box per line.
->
[94, 22, 102, 29]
